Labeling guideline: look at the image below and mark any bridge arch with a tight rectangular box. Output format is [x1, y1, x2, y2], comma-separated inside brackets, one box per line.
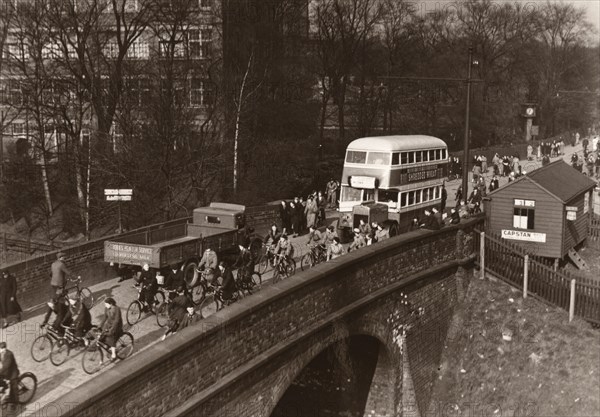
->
[270, 333, 397, 417]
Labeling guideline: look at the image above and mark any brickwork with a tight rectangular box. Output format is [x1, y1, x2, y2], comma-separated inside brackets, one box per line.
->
[57, 218, 482, 417]
[1, 217, 191, 309]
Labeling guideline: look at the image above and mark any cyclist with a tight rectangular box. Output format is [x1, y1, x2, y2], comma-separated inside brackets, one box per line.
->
[139, 263, 158, 311]
[99, 297, 123, 361]
[165, 263, 186, 301]
[161, 287, 193, 341]
[358, 219, 371, 239]
[306, 226, 326, 258]
[348, 228, 366, 252]
[50, 252, 74, 296]
[274, 234, 294, 268]
[41, 292, 71, 333]
[64, 295, 93, 344]
[196, 247, 219, 286]
[0, 341, 19, 406]
[178, 306, 201, 331]
[233, 244, 254, 287]
[323, 225, 338, 247]
[327, 237, 346, 260]
[217, 261, 237, 305]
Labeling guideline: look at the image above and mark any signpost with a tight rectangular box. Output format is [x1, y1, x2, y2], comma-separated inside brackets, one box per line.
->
[104, 189, 133, 233]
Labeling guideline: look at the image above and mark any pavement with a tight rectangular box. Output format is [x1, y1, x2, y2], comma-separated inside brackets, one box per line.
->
[0, 140, 597, 416]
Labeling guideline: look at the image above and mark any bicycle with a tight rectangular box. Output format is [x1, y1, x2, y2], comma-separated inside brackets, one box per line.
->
[198, 282, 241, 317]
[234, 268, 262, 296]
[126, 285, 165, 325]
[0, 372, 37, 405]
[272, 253, 296, 284]
[155, 288, 178, 328]
[301, 244, 327, 271]
[65, 277, 94, 310]
[81, 328, 134, 375]
[50, 324, 98, 366]
[257, 244, 277, 274]
[31, 326, 62, 362]
[189, 269, 217, 306]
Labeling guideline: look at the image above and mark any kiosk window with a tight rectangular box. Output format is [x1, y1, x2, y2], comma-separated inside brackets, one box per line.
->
[513, 208, 535, 230]
[346, 150, 367, 164]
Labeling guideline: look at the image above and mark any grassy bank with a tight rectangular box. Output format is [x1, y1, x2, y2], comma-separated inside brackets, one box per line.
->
[428, 275, 600, 417]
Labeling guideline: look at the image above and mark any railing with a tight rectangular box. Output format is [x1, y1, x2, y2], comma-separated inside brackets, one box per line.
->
[588, 216, 600, 249]
[475, 230, 600, 325]
[0, 232, 66, 264]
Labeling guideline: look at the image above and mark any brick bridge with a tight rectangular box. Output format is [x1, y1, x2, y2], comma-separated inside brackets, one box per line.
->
[58, 218, 481, 417]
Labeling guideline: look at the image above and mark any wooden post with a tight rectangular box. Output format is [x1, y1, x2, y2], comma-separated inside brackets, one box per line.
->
[569, 279, 576, 322]
[479, 231, 485, 279]
[554, 258, 559, 271]
[523, 254, 529, 299]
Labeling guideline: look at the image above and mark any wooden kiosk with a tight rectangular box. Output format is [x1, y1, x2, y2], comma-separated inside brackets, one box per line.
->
[484, 160, 596, 268]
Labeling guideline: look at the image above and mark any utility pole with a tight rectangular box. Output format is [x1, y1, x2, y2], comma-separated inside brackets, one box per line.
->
[461, 47, 474, 202]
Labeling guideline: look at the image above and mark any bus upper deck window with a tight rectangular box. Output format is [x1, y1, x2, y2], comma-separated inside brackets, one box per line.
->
[429, 150, 436, 161]
[401, 152, 409, 164]
[415, 152, 422, 163]
[379, 190, 398, 203]
[346, 150, 367, 164]
[408, 152, 415, 164]
[392, 153, 400, 165]
[436, 149, 441, 160]
[367, 152, 391, 165]
[442, 149, 447, 159]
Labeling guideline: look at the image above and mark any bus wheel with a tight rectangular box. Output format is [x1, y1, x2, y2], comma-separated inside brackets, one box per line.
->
[183, 262, 199, 288]
[389, 223, 399, 237]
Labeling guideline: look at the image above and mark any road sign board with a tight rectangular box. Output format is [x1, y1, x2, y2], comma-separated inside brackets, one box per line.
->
[104, 189, 133, 196]
[106, 195, 132, 201]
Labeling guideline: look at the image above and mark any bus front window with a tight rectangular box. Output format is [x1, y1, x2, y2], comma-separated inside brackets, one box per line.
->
[367, 152, 391, 165]
[341, 186, 362, 202]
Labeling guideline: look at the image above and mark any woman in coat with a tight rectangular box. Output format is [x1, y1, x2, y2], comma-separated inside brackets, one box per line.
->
[0, 270, 21, 328]
[279, 201, 291, 235]
[304, 197, 318, 229]
[289, 202, 301, 237]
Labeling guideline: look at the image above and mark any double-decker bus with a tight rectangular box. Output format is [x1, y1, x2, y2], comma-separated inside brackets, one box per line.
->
[338, 135, 448, 237]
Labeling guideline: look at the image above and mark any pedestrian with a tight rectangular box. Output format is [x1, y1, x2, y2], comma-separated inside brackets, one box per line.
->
[0, 341, 19, 406]
[582, 136, 589, 153]
[431, 208, 443, 229]
[0, 270, 21, 329]
[289, 202, 301, 237]
[51, 252, 74, 297]
[304, 196, 318, 229]
[440, 183, 447, 212]
[299, 196, 307, 231]
[481, 155, 488, 173]
[326, 179, 339, 208]
[316, 191, 327, 226]
[99, 297, 123, 361]
[488, 175, 499, 193]
[294, 199, 305, 236]
[455, 185, 463, 204]
[279, 200, 291, 235]
[527, 144, 533, 161]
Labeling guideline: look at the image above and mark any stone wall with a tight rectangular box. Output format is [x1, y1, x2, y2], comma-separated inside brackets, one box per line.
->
[57, 218, 482, 417]
[2, 218, 191, 309]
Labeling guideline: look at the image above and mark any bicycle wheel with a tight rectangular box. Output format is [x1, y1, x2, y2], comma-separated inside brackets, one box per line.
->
[156, 302, 170, 327]
[191, 284, 205, 306]
[272, 267, 282, 284]
[31, 335, 52, 362]
[301, 252, 314, 271]
[50, 339, 70, 366]
[287, 259, 296, 276]
[82, 345, 103, 375]
[199, 295, 218, 318]
[16, 372, 37, 404]
[258, 254, 270, 275]
[251, 272, 262, 291]
[116, 332, 134, 359]
[79, 287, 94, 310]
[126, 301, 142, 326]
[152, 291, 165, 314]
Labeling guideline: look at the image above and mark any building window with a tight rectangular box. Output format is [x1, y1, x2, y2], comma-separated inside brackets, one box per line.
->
[42, 42, 62, 59]
[103, 42, 119, 59]
[159, 38, 185, 58]
[199, 0, 211, 9]
[12, 123, 25, 136]
[190, 78, 213, 106]
[188, 29, 211, 58]
[127, 40, 149, 59]
[513, 208, 535, 230]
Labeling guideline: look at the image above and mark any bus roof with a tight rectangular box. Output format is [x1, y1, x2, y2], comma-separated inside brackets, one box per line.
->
[347, 135, 447, 151]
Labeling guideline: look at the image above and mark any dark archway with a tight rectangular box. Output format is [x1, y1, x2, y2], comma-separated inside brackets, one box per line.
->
[271, 335, 390, 417]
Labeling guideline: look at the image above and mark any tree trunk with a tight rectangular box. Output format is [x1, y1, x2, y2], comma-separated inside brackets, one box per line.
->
[337, 78, 347, 141]
[39, 151, 53, 217]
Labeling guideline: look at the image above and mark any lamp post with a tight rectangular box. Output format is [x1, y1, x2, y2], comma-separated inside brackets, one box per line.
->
[461, 47, 474, 203]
